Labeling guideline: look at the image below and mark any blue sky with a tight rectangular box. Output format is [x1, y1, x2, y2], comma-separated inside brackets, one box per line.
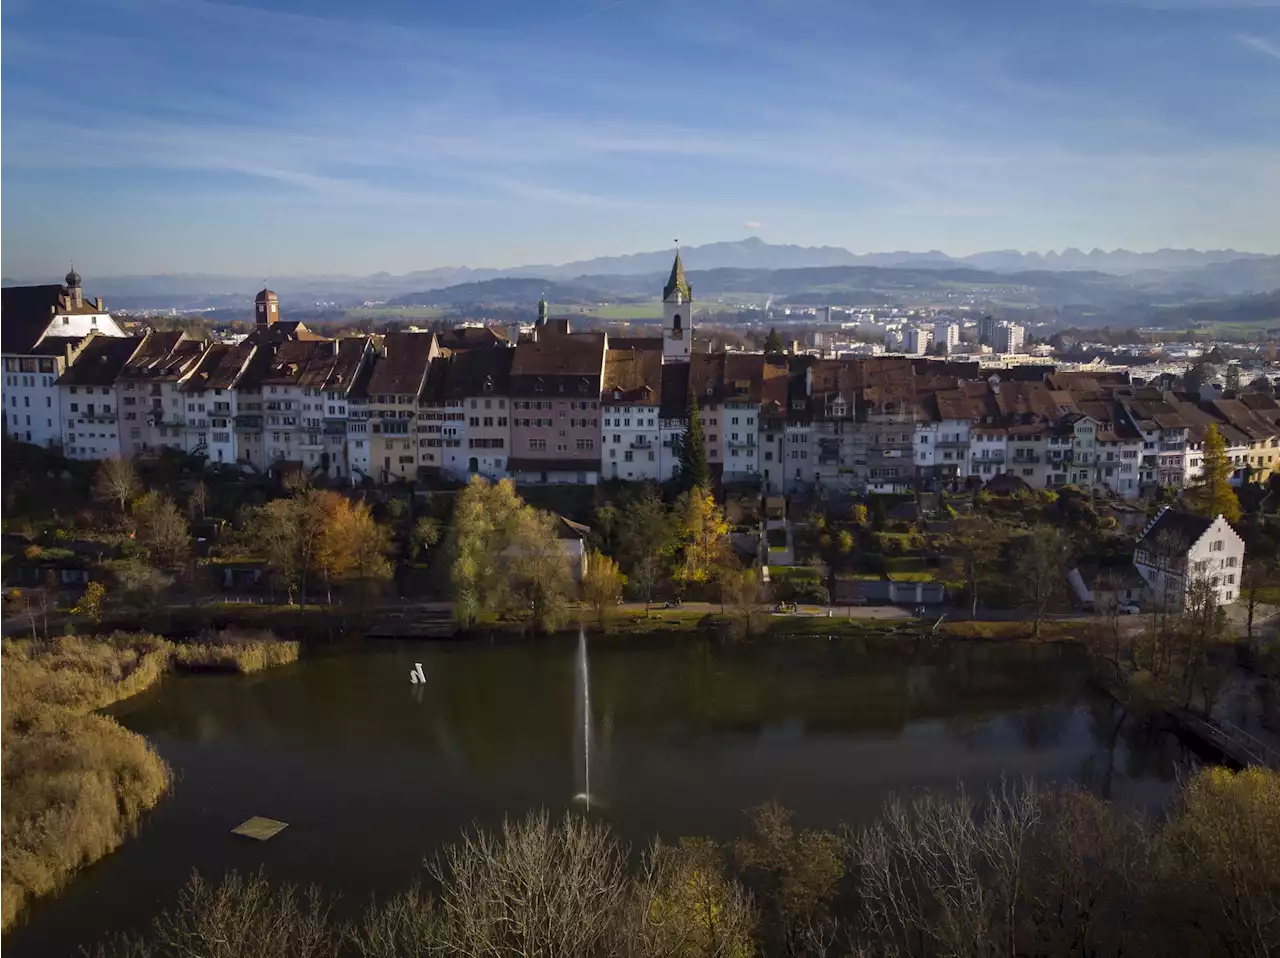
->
[3, 0, 1279, 277]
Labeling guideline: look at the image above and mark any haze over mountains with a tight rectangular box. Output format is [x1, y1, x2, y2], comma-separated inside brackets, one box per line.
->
[4, 239, 1278, 311]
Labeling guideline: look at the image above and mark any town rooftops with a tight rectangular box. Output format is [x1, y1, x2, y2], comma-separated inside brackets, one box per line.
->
[659, 362, 691, 420]
[55, 336, 143, 387]
[438, 326, 508, 350]
[425, 346, 514, 401]
[325, 336, 370, 394]
[509, 332, 606, 397]
[1137, 507, 1216, 550]
[366, 331, 438, 397]
[27, 334, 92, 357]
[3, 283, 106, 354]
[181, 342, 256, 392]
[602, 347, 661, 404]
[261, 339, 339, 388]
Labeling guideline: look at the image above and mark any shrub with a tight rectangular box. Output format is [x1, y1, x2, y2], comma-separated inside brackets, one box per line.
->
[170, 629, 300, 674]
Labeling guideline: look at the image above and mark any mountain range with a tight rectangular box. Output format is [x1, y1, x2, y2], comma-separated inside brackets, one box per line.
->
[4, 239, 1278, 311]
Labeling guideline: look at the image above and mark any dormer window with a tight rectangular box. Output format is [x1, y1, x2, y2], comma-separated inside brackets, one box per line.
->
[534, 378, 545, 393]
[483, 375, 494, 395]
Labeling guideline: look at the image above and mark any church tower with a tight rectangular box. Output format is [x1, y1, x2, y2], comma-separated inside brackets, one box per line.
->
[662, 247, 692, 364]
[255, 286, 279, 326]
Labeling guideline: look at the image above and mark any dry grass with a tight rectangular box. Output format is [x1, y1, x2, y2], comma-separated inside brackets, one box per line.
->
[169, 629, 300, 674]
[2, 634, 173, 931]
[1, 629, 299, 931]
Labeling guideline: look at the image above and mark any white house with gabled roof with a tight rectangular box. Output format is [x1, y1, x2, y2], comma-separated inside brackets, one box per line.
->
[1133, 507, 1245, 610]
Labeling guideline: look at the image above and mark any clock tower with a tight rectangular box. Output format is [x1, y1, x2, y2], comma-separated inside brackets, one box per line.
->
[255, 286, 279, 327]
[661, 248, 692, 364]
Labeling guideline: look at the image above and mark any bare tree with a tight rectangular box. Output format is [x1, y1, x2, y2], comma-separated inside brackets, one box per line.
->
[92, 457, 140, 516]
[1241, 556, 1278, 655]
[426, 811, 631, 958]
[1023, 789, 1155, 958]
[1015, 527, 1072, 639]
[91, 870, 337, 958]
[852, 779, 1041, 958]
[721, 565, 769, 638]
[957, 519, 1004, 619]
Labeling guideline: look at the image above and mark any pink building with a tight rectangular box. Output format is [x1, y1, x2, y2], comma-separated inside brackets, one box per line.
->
[507, 321, 606, 484]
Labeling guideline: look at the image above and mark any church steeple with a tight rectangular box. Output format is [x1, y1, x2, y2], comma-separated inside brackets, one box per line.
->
[662, 243, 692, 364]
[663, 248, 691, 303]
[537, 293, 549, 326]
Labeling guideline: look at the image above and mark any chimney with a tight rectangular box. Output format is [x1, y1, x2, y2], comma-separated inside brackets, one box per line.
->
[95, 297, 103, 311]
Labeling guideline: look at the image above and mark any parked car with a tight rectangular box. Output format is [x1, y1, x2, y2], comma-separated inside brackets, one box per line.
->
[849, 596, 868, 606]
[662, 599, 683, 609]
[1117, 602, 1141, 615]
[774, 601, 798, 613]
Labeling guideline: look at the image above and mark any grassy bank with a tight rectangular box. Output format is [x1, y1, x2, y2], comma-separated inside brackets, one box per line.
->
[1, 630, 300, 931]
[1, 634, 172, 931]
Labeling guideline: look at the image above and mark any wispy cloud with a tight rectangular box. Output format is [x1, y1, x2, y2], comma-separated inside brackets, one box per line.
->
[1238, 33, 1280, 59]
[743, 221, 762, 230]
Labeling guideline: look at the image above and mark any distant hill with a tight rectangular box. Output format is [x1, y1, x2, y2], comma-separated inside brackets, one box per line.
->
[388, 278, 611, 307]
[1148, 292, 1280, 329]
[391, 264, 1146, 311]
[6, 241, 1275, 312]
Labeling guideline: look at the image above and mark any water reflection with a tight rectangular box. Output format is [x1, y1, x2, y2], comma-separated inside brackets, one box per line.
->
[8, 636, 1197, 957]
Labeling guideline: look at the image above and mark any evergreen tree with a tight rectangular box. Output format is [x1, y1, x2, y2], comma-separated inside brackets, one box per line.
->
[1187, 423, 1242, 523]
[763, 328, 784, 355]
[677, 385, 711, 493]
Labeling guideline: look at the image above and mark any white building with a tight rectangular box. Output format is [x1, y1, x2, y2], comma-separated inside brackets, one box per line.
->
[57, 336, 144, 460]
[1134, 508, 1244, 609]
[3, 271, 127, 449]
[903, 327, 933, 356]
[969, 426, 1008, 482]
[602, 349, 663, 482]
[994, 322, 1025, 354]
[914, 418, 971, 484]
[933, 322, 960, 355]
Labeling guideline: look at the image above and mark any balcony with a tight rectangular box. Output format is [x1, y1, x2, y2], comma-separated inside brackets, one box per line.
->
[324, 420, 347, 435]
[1011, 453, 1041, 464]
[971, 451, 1005, 463]
[727, 439, 757, 450]
[70, 411, 118, 423]
[629, 437, 655, 450]
[935, 439, 968, 449]
[234, 414, 262, 429]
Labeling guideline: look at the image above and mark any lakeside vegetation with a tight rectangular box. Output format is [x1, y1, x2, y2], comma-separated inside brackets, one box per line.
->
[0, 629, 299, 931]
[83, 768, 1280, 958]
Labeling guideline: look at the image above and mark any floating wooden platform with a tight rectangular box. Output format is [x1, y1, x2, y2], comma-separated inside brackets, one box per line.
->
[231, 816, 289, 841]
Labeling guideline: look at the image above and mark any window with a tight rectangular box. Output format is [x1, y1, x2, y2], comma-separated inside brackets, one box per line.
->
[529, 438, 547, 451]
[1210, 540, 1225, 552]
[624, 450, 633, 462]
